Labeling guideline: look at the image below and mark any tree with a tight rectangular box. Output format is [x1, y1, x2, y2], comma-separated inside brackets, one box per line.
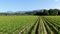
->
[34, 10, 43, 15]
[48, 9, 58, 15]
[43, 9, 49, 15]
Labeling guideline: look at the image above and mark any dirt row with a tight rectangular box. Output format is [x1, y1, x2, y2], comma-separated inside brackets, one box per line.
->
[19, 17, 48, 34]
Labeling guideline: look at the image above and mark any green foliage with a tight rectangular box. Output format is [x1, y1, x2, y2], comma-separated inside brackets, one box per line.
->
[0, 16, 37, 34]
[44, 16, 60, 34]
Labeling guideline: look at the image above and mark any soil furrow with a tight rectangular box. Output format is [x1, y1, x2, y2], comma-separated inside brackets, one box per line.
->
[27, 17, 39, 34]
[35, 19, 39, 34]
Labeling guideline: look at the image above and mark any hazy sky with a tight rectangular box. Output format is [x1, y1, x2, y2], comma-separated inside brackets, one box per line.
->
[0, 0, 60, 12]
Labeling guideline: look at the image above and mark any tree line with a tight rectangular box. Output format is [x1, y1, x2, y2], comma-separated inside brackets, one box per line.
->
[25, 9, 60, 15]
[0, 9, 60, 16]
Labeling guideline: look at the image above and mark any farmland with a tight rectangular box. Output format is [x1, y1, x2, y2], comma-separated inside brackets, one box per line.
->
[0, 16, 60, 34]
[43, 16, 60, 34]
[0, 16, 38, 34]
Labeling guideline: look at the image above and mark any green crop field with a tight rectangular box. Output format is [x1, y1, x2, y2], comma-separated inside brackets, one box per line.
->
[0, 16, 60, 34]
[43, 16, 60, 34]
[0, 16, 38, 34]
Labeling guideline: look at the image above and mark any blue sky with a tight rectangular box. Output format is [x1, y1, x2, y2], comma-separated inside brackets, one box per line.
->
[0, 0, 60, 12]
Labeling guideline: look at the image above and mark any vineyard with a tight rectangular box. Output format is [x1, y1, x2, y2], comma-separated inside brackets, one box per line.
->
[0, 16, 60, 34]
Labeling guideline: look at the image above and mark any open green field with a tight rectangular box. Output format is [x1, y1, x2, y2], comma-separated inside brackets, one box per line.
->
[0, 16, 38, 34]
[0, 16, 60, 34]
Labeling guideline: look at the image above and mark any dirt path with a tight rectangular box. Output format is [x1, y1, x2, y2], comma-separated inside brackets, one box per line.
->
[43, 21, 47, 34]
[19, 28, 26, 34]
[38, 17, 47, 34]
[43, 24, 47, 34]
[19, 16, 48, 34]
[41, 18, 47, 34]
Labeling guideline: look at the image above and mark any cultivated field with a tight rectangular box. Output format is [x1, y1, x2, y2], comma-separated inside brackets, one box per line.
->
[0, 16, 38, 34]
[0, 16, 60, 34]
[43, 16, 60, 34]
